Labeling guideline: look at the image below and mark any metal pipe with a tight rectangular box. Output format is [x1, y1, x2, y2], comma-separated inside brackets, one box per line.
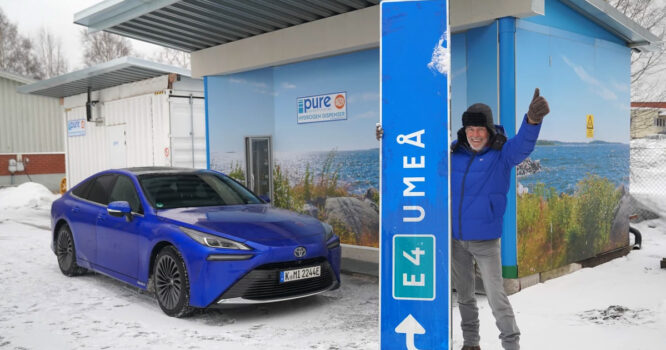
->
[189, 94, 195, 168]
[498, 17, 518, 275]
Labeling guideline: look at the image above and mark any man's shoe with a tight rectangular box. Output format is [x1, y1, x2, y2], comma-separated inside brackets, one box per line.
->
[461, 346, 481, 350]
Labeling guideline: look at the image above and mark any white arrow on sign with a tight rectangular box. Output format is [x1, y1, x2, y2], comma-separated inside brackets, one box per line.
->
[395, 314, 426, 350]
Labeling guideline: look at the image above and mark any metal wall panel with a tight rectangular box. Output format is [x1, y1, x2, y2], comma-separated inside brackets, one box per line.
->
[66, 107, 107, 187]
[0, 76, 63, 153]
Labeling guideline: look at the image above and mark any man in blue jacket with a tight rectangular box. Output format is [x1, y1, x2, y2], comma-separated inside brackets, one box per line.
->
[376, 88, 549, 350]
[450, 88, 549, 350]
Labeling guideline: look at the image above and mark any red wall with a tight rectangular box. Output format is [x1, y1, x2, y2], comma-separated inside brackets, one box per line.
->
[0, 153, 65, 176]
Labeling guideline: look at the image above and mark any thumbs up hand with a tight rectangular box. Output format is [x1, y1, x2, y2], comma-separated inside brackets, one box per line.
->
[527, 88, 550, 124]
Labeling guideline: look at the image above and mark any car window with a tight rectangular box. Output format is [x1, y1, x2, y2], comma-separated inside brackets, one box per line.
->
[86, 174, 118, 206]
[139, 172, 262, 209]
[108, 175, 143, 214]
[71, 178, 93, 198]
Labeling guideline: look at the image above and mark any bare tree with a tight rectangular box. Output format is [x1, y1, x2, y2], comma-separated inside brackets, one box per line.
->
[80, 29, 134, 66]
[36, 27, 68, 78]
[608, 0, 666, 100]
[153, 47, 190, 69]
[0, 8, 43, 79]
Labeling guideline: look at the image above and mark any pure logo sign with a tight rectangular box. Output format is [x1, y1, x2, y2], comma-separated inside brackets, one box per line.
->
[297, 92, 347, 124]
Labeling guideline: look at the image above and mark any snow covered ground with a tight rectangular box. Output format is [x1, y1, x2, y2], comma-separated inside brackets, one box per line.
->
[1, 176, 665, 349]
[451, 218, 666, 349]
[0, 183, 379, 350]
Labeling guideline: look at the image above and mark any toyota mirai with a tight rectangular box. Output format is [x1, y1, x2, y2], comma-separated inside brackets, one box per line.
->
[51, 167, 341, 317]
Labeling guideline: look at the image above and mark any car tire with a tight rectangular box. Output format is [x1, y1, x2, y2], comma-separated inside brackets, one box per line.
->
[154, 246, 194, 317]
[55, 225, 86, 276]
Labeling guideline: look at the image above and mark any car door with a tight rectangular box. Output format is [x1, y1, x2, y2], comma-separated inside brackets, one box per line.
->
[95, 175, 143, 280]
[67, 175, 117, 265]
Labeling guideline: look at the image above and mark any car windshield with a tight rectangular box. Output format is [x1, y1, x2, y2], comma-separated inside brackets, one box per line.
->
[138, 172, 263, 209]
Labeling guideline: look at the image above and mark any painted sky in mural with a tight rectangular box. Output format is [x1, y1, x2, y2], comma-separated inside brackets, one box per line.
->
[516, 23, 630, 144]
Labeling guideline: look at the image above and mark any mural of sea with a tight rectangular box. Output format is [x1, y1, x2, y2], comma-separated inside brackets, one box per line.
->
[209, 151, 241, 168]
[210, 149, 379, 195]
[275, 149, 379, 195]
[518, 141, 630, 194]
[516, 140, 631, 277]
[210, 148, 381, 248]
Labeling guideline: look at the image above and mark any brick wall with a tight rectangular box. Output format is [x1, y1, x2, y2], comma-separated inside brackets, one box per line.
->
[0, 153, 65, 176]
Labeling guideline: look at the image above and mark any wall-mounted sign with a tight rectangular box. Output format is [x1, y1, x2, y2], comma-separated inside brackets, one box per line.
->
[586, 114, 594, 138]
[297, 92, 347, 124]
[67, 119, 86, 137]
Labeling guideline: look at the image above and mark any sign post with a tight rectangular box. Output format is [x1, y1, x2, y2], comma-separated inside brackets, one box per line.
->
[380, 0, 450, 349]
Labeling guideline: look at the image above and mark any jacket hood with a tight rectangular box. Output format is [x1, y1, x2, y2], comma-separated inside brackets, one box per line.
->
[157, 204, 325, 245]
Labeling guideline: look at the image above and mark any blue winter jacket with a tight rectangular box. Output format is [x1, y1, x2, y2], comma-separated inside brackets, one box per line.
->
[451, 115, 542, 241]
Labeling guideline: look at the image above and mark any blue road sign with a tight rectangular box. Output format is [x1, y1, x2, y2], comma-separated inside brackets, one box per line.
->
[380, 0, 450, 349]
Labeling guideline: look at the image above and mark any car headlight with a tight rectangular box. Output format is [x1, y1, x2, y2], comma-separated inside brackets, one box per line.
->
[321, 222, 334, 241]
[179, 226, 250, 250]
[321, 222, 340, 249]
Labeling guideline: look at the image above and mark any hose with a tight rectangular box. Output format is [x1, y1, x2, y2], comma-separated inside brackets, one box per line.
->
[629, 226, 642, 250]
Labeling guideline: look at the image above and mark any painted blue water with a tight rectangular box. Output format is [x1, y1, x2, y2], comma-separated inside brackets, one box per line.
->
[215, 144, 628, 196]
[519, 143, 629, 194]
[276, 149, 380, 195]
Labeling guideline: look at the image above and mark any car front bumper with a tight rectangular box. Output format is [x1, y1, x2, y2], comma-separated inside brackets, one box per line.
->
[181, 241, 342, 308]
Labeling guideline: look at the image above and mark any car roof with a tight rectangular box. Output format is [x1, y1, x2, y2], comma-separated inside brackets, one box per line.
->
[121, 167, 209, 176]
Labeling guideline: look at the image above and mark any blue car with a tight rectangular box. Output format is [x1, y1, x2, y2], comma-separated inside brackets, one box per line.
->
[51, 167, 341, 317]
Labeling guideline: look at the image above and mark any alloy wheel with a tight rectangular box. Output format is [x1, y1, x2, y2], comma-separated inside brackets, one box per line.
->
[56, 230, 74, 270]
[155, 254, 182, 310]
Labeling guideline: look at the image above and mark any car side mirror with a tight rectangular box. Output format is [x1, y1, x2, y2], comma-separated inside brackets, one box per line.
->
[259, 195, 271, 203]
[108, 201, 132, 220]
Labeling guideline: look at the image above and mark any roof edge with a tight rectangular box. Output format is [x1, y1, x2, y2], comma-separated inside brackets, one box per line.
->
[0, 70, 35, 85]
[17, 56, 191, 96]
[562, 0, 662, 52]
[74, 0, 179, 33]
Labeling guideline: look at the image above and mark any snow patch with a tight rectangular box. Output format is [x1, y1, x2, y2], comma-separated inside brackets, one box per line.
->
[427, 32, 449, 75]
[0, 182, 59, 210]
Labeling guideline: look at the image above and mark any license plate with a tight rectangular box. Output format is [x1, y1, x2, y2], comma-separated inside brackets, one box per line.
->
[280, 266, 321, 283]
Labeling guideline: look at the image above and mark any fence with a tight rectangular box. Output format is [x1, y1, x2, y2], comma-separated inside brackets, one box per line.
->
[629, 134, 666, 221]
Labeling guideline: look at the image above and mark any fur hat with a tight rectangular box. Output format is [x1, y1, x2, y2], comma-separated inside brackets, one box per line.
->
[452, 103, 506, 152]
[462, 103, 495, 135]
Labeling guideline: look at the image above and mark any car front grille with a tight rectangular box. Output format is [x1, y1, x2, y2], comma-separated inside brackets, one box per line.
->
[217, 257, 336, 301]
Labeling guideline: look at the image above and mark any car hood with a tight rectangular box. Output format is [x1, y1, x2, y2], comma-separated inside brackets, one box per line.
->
[157, 204, 325, 245]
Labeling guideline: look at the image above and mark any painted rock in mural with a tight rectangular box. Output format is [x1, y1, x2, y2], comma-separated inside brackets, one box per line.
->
[324, 197, 379, 247]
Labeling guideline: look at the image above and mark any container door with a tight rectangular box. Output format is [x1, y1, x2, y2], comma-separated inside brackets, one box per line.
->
[107, 125, 127, 169]
[169, 96, 206, 168]
[245, 137, 272, 199]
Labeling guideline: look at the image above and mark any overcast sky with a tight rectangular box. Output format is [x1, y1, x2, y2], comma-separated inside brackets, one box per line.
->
[0, 0, 163, 71]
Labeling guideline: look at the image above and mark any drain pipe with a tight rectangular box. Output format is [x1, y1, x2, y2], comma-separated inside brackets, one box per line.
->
[8, 159, 17, 185]
[189, 94, 195, 168]
[629, 226, 642, 250]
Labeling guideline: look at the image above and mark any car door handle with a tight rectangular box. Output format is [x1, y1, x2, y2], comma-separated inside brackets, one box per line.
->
[72, 206, 80, 213]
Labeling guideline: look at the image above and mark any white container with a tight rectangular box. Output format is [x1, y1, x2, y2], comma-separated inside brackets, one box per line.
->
[63, 75, 205, 188]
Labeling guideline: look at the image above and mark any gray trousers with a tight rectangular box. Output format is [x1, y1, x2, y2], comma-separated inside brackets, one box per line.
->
[452, 239, 520, 350]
